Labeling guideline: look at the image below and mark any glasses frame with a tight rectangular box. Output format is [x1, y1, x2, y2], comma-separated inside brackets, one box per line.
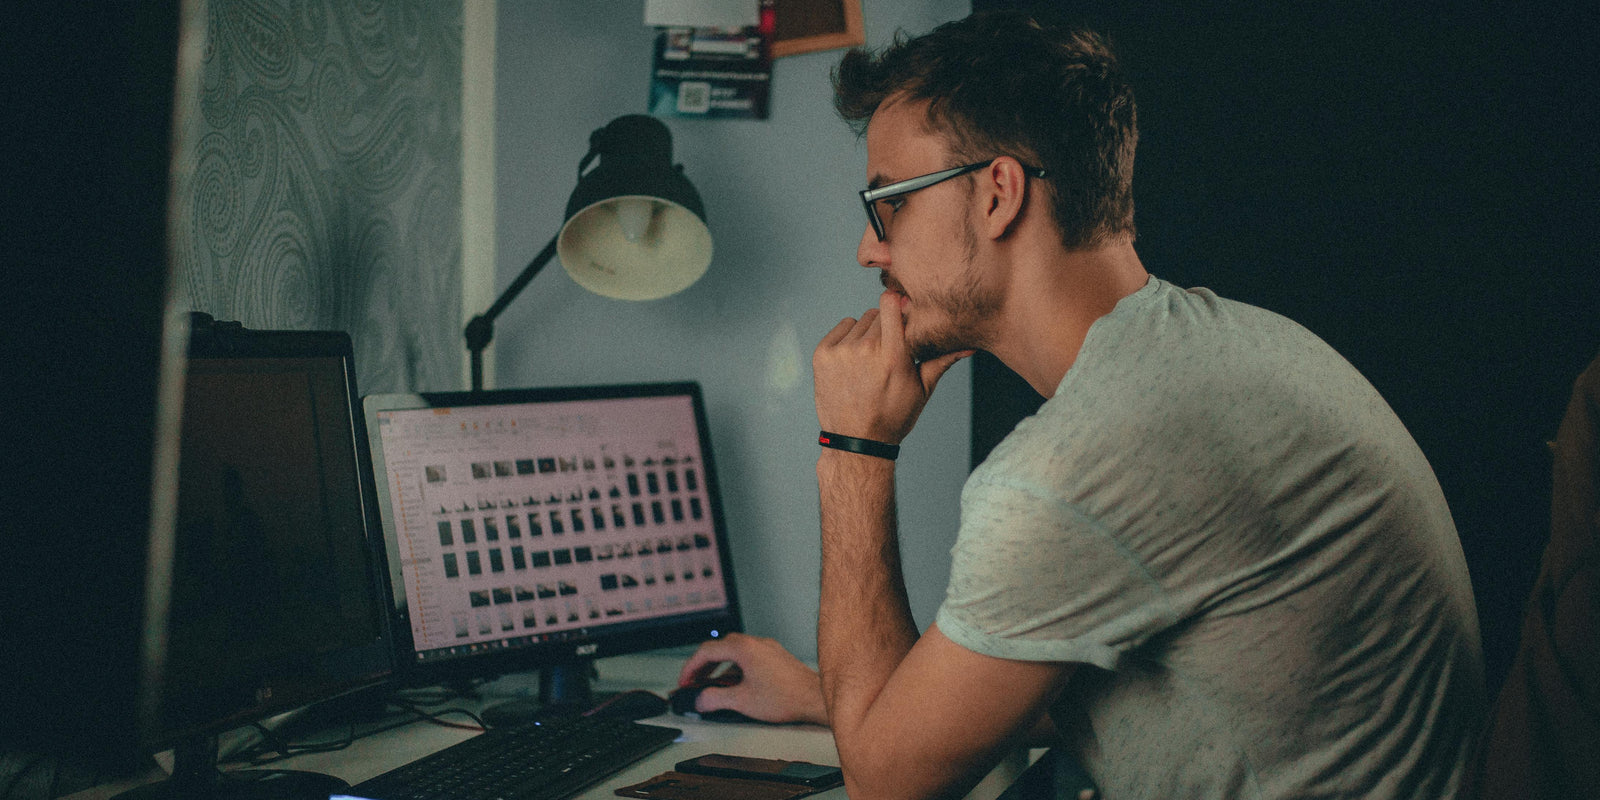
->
[859, 158, 1047, 241]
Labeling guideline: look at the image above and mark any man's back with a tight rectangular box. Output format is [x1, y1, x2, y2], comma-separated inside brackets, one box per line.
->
[939, 277, 1486, 798]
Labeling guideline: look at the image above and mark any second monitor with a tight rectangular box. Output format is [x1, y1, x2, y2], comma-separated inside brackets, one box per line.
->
[362, 382, 742, 717]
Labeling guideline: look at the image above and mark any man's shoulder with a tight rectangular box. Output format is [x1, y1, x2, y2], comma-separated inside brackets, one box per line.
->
[1072, 278, 1360, 398]
[1124, 278, 1327, 350]
[980, 277, 1391, 484]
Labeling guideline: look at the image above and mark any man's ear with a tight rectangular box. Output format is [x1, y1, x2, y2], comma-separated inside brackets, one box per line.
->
[978, 157, 1030, 240]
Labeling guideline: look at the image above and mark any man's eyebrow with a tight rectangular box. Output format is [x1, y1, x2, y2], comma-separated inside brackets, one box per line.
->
[867, 172, 892, 191]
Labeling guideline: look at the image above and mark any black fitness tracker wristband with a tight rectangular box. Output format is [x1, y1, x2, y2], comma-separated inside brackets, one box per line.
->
[818, 431, 900, 461]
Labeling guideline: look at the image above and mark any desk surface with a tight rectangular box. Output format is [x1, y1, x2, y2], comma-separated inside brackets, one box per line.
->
[66, 653, 1029, 800]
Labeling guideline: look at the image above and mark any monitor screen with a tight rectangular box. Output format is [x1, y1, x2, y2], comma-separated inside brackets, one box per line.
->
[362, 383, 742, 692]
[154, 322, 394, 747]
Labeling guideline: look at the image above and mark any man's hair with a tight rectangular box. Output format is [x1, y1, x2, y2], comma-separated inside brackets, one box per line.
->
[833, 11, 1137, 250]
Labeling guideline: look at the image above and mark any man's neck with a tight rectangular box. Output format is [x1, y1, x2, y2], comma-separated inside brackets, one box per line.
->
[985, 240, 1148, 398]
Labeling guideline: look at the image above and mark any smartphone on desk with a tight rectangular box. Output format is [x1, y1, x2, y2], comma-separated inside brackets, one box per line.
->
[675, 754, 844, 788]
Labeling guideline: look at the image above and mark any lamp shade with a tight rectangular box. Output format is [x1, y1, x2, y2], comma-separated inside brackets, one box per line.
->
[557, 115, 713, 301]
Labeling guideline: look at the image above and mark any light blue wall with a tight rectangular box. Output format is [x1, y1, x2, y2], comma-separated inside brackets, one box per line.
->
[493, 0, 971, 661]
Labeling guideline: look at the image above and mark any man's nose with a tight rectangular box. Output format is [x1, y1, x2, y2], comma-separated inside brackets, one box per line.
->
[857, 224, 888, 269]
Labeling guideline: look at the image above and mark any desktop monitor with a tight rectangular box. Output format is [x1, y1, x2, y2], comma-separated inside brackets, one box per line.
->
[362, 383, 743, 718]
[128, 316, 396, 800]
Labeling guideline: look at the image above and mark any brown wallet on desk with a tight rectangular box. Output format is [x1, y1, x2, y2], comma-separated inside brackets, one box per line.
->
[615, 770, 826, 800]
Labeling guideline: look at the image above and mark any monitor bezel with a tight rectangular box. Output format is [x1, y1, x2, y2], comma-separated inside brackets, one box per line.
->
[362, 381, 744, 689]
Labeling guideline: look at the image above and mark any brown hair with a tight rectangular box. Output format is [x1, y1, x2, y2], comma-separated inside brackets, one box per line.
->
[833, 11, 1137, 249]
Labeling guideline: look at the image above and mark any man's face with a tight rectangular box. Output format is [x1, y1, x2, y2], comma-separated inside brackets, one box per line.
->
[858, 99, 1002, 362]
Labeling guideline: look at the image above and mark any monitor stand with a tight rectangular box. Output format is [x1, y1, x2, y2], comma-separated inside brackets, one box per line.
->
[114, 736, 347, 800]
[479, 662, 606, 728]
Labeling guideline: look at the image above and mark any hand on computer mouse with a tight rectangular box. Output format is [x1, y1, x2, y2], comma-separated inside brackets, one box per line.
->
[675, 633, 828, 726]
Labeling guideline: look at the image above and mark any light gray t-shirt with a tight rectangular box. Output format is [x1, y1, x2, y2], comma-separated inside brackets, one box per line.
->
[936, 277, 1485, 799]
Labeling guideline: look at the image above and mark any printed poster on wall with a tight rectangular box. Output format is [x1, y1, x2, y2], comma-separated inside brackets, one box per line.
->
[649, 2, 774, 120]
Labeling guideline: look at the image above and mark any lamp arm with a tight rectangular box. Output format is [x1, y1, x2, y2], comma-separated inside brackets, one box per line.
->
[465, 233, 559, 391]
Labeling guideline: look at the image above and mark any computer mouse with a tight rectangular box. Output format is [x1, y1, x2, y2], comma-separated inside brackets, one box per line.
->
[667, 674, 759, 723]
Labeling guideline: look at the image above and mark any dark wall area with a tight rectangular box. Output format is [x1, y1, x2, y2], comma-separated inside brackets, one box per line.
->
[971, 1, 1600, 693]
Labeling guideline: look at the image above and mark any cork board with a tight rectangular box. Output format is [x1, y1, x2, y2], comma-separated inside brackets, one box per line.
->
[772, 0, 863, 58]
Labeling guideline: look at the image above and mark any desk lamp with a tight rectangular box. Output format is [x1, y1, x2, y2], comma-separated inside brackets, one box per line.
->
[465, 114, 712, 391]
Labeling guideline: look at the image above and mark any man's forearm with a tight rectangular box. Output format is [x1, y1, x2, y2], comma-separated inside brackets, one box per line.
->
[816, 449, 919, 737]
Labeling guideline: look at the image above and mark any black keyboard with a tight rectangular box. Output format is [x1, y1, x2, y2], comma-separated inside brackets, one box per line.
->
[348, 715, 681, 800]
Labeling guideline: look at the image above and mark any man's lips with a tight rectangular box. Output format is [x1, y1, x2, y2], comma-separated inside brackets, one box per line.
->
[880, 275, 910, 307]
[881, 285, 910, 311]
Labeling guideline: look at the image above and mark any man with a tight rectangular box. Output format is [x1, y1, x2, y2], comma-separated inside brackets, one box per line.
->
[680, 11, 1485, 798]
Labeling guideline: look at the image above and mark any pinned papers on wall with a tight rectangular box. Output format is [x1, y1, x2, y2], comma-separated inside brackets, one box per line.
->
[648, 1, 773, 120]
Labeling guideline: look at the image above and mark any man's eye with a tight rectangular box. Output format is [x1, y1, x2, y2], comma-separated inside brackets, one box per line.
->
[884, 197, 906, 212]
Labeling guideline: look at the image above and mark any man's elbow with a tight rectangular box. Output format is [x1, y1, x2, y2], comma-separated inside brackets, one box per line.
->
[833, 734, 976, 800]
[839, 768, 974, 800]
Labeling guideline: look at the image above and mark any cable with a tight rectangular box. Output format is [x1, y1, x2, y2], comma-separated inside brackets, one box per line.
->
[580, 690, 668, 718]
[388, 699, 486, 732]
[225, 700, 487, 768]
[232, 722, 359, 767]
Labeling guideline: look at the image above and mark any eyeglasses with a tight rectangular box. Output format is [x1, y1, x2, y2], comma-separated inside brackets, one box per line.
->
[859, 158, 1047, 241]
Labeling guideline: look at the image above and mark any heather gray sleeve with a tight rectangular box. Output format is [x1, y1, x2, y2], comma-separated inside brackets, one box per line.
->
[937, 472, 1174, 670]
